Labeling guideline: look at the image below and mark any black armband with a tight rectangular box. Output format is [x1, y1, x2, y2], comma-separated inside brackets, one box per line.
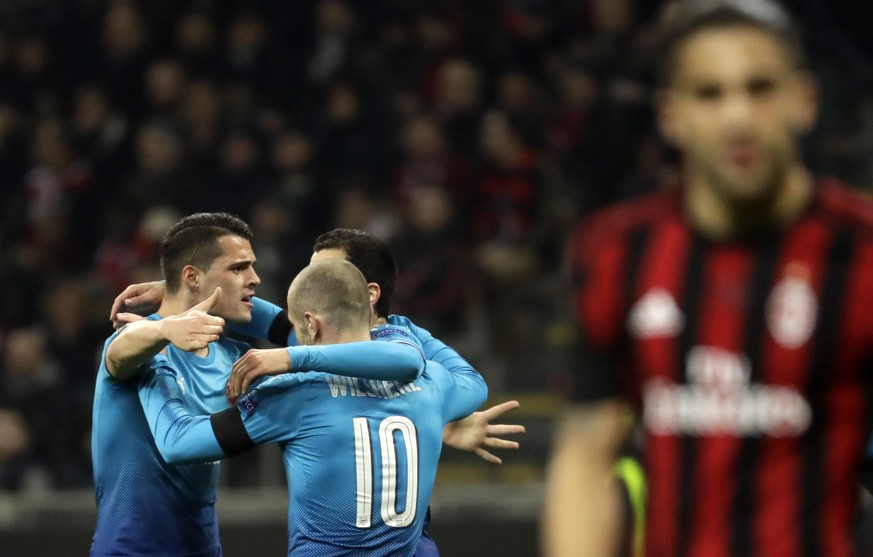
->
[210, 407, 255, 457]
[268, 313, 293, 346]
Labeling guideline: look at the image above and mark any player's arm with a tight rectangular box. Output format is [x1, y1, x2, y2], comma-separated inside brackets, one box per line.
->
[429, 359, 489, 423]
[110, 280, 165, 329]
[138, 362, 231, 464]
[226, 328, 426, 400]
[541, 215, 637, 556]
[391, 315, 524, 461]
[390, 315, 472, 374]
[140, 362, 298, 465]
[542, 398, 631, 557]
[104, 288, 224, 380]
[110, 281, 293, 345]
[228, 297, 293, 346]
[440, 400, 525, 464]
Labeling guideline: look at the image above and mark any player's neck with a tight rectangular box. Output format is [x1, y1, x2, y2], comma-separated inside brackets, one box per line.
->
[156, 294, 193, 319]
[155, 295, 213, 356]
[319, 328, 372, 345]
[685, 166, 813, 241]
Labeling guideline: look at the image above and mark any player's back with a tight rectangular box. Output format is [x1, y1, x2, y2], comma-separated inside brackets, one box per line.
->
[90, 319, 248, 557]
[238, 358, 486, 556]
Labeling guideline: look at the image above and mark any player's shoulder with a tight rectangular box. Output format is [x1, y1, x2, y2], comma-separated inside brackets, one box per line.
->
[386, 314, 414, 328]
[238, 372, 329, 417]
[239, 373, 302, 404]
[385, 314, 424, 336]
[568, 188, 680, 254]
[816, 178, 873, 231]
[371, 322, 425, 351]
[250, 372, 313, 394]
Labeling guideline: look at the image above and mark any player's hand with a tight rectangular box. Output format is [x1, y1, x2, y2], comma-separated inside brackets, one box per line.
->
[110, 280, 166, 328]
[159, 287, 225, 352]
[442, 400, 525, 464]
[114, 312, 147, 326]
[227, 348, 292, 403]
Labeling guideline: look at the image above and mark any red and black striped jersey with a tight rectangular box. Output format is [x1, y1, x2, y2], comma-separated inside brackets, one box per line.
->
[567, 179, 873, 557]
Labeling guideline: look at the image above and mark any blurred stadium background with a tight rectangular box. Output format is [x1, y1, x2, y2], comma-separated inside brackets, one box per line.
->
[0, 1, 870, 555]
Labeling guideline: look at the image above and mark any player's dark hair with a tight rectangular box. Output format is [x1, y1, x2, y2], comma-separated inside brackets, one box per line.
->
[312, 228, 396, 318]
[161, 212, 253, 294]
[659, 0, 805, 84]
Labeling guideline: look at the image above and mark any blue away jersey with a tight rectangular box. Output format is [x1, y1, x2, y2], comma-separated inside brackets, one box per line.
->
[90, 314, 249, 557]
[232, 300, 479, 557]
[243, 357, 486, 556]
[142, 328, 487, 557]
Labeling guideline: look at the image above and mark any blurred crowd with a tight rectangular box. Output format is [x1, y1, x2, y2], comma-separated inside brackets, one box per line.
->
[0, 0, 871, 491]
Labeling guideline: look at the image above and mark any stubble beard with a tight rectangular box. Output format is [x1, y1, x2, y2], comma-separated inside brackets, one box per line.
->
[706, 150, 785, 211]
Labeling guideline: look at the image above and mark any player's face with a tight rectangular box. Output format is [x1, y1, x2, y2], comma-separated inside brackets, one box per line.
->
[198, 234, 260, 323]
[659, 26, 816, 204]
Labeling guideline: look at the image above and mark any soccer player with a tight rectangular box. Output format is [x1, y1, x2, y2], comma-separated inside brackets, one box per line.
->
[91, 213, 428, 556]
[112, 227, 524, 557]
[543, 1, 873, 556]
[229, 229, 520, 462]
[141, 258, 489, 555]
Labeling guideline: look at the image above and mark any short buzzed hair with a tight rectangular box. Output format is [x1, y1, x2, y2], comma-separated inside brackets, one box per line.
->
[287, 259, 371, 331]
[312, 229, 397, 317]
[160, 212, 253, 294]
[659, 0, 805, 84]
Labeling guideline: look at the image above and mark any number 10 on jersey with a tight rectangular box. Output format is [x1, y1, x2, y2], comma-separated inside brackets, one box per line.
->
[353, 416, 419, 528]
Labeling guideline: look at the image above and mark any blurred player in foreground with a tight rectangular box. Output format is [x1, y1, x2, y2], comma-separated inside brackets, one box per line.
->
[543, 1, 873, 555]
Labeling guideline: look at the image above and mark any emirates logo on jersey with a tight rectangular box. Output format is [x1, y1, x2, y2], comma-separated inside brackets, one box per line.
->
[628, 288, 685, 339]
[643, 346, 812, 437]
[766, 267, 818, 349]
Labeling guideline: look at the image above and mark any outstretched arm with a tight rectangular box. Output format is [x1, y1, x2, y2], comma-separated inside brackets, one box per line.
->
[390, 316, 523, 462]
[441, 400, 525, 464]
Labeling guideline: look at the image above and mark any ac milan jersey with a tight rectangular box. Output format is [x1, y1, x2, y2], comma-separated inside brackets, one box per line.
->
[567, 179, 873, 557]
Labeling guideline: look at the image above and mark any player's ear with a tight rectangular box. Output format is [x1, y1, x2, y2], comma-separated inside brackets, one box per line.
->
[181, 265, 201, 292]
[367, 282, 381, 308]
[791, 71, 818, 134]
[303, 311, 320, 343]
